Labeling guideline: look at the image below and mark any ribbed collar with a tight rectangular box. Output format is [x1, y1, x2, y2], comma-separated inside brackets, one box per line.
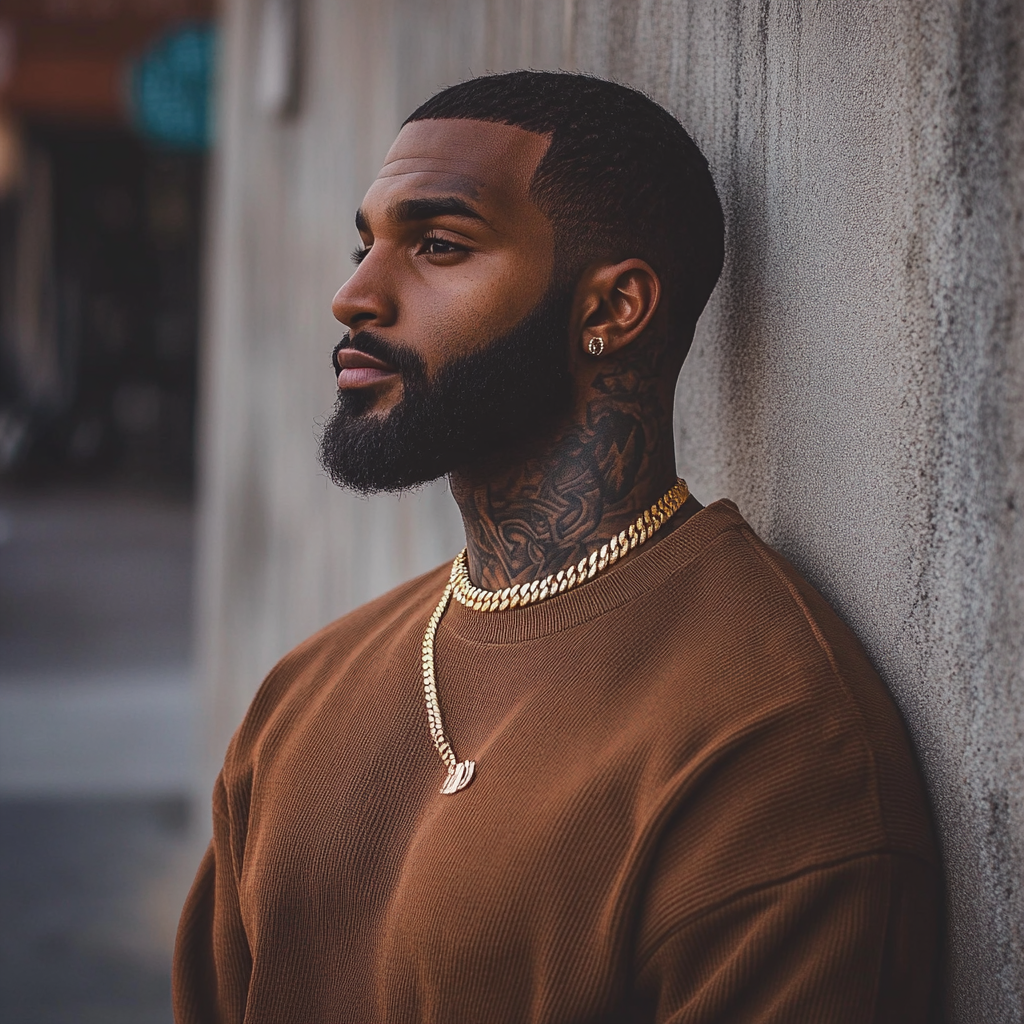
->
[441, 499, 745, 645]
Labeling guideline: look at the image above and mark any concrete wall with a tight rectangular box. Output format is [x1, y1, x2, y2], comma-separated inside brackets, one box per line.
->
[198, 0, 1024, 1017]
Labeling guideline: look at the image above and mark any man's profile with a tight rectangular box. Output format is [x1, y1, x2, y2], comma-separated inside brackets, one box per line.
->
[173, 71, 940, 1022]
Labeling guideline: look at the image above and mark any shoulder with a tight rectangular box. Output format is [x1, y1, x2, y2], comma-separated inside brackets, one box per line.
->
[222, 559, 452, 769]
[668, 503, 913, 753]
[644, 501, 938, 864]
[629, 504, 939, 954]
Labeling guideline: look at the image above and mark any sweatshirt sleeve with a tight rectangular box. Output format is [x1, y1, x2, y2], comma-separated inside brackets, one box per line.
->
[172, 775, 253, 1024]
[633, 852, 941, 1024]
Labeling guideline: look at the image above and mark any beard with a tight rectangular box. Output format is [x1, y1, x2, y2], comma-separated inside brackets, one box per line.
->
[317, 284, 575, 494]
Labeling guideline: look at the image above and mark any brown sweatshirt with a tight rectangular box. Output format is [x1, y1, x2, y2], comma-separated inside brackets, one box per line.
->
[173, 500, 941, 1024]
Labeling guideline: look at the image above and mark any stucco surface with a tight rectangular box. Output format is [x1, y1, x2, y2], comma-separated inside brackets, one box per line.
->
[200, 0, 1023, 1017]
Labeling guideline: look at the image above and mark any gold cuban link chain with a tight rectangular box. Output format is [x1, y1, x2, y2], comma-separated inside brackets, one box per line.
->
[422, 479, 689, 795]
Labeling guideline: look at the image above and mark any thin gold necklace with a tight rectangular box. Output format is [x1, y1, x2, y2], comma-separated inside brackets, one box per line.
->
[422, 478, 689, 794]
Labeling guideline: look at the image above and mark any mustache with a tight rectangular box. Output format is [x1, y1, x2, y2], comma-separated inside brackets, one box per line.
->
[331, 330, 427, 380]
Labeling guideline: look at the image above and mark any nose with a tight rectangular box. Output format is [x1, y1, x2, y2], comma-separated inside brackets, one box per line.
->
[332, 258, 397, 330]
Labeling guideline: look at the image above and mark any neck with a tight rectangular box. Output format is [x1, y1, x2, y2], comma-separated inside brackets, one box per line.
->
[450, 349, 680, 590]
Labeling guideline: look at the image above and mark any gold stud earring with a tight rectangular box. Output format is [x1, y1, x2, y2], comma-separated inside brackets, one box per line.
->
[587, 336, 604, 357]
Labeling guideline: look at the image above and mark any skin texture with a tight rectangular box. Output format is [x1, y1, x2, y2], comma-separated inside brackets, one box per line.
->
[332, 119, 702, 590]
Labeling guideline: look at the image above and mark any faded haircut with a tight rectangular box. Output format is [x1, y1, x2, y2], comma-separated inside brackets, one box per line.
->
[406, 70, 725, 350]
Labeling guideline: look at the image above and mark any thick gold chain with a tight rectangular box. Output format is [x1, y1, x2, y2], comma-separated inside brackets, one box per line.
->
[422, 478, 689, 794]
[450, 479, 689, 612]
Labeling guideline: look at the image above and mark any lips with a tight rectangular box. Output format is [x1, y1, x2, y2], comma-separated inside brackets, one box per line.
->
[335, 348, 399, 389]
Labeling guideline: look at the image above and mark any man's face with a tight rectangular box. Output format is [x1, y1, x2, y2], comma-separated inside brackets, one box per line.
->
[320, 119, 574, 493]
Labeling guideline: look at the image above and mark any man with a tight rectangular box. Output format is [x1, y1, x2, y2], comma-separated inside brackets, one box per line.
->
[174, 72, 941, 1022]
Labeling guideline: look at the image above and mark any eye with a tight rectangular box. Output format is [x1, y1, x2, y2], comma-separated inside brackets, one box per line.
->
[350, 245, 370, 265]
[419, 233, 467, 257]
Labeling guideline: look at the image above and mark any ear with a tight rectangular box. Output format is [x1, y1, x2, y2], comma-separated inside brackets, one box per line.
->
[570, 259, 661, 359]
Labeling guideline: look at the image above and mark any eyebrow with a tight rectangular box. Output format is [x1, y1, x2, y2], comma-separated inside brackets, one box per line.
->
[355, 195, 488, 234]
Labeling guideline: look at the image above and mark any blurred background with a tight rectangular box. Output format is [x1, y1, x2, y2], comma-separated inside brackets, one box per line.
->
[0, 2, 214, 1021]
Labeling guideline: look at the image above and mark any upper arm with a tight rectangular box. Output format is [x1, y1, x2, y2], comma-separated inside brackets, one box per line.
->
[172, 778, 253, 1024]
[633, 853, 941, 1024]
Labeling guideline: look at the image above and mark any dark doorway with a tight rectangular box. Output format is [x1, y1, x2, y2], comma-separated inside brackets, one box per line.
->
[0, 124, 204, 493]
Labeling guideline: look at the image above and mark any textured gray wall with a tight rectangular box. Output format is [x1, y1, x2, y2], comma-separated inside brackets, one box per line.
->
[199, 0, 1023, 1017]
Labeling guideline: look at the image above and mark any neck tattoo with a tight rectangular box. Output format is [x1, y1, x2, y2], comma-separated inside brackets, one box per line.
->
[422, 478, 689, 795]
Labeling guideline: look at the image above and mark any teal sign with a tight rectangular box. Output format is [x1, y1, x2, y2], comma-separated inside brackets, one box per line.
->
[129, 24, 217, 150]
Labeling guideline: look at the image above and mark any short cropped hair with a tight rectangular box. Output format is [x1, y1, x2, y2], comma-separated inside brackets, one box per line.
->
[406, 70, 724, 344]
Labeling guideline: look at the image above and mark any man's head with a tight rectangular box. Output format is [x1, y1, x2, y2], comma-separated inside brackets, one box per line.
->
[320, 71, 723, 494]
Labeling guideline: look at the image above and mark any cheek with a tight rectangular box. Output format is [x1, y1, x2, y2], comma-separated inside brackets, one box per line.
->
[405, 260, 549, 371]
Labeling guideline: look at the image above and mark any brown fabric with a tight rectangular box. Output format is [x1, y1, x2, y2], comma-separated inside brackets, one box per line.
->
[173, 500, 941, 1024]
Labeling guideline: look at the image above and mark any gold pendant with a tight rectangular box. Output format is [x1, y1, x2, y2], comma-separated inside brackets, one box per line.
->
[440, 759, 475, 795]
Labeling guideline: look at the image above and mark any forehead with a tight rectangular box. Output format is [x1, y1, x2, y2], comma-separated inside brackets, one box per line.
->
[363, 119, 551, 217]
